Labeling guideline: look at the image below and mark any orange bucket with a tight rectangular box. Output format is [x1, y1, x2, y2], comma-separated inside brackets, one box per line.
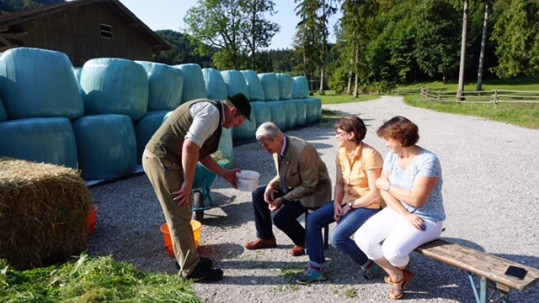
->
[87, 205, 98, 235]
[160, 220, 202, 257]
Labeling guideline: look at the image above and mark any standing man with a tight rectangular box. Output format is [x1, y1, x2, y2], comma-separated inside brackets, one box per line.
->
[245, 122, 332, 256]
[143, 93, 251, 283]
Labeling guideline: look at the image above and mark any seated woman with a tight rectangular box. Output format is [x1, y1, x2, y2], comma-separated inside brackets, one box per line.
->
[296, 115, 384, 284]
[354, 116, 446, 300]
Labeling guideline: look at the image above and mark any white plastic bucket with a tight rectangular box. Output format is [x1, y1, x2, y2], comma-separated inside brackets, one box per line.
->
[236, 170, 260, 192]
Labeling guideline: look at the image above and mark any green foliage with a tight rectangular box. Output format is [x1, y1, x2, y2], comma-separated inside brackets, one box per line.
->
[491, 0, 539, 78]
[0, 254, 201, 303]
[154, 30, 214, 66]
[0, 0, 63, 13]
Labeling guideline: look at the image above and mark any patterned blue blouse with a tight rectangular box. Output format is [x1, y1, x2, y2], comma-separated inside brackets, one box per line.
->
[384, 149, 446, 222]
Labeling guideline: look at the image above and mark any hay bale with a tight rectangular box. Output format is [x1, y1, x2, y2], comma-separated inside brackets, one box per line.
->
[0, 158, 92, 269]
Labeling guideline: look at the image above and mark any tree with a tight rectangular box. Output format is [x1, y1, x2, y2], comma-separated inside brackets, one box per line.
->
[294, 0, 339, 93]
[414, 0, 461, 82]
[490, 0, 539, 78]
[183, 0, 279, 70]
[240, 0, 280, 70]
[457, 0, 469, 100]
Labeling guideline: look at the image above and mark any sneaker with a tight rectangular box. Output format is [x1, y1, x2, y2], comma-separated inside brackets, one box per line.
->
[296, 267, 327, 285]
[175, 257, 212, 270]
[185, 263, 223, 283]
[363, 262, 380, 280]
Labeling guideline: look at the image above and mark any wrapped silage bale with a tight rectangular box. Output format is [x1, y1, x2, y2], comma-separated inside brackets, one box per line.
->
[313, 97, 322, 121]
[0, 47, 84, 119]
[218, 128, 234, 161]
[305, 98, 321, 124]
[283, 100, 297, 129]
[258, 73, 279, 101]
[221, 70, 249, 98]
[0, 117, 78, 168]
[232, 109, 257, 141]
[137, 61, 183, 111]
[241, 70, 265, 101]
[80, 58, 148, 121]
[267, 101, 286, 130]
[73, 67, 82, 81]
[294, 99, 307, 126]
[176, 63, 207, 103]
[73, 114, 137, 180]
[135, 111, 169, 164]
[0, 97, 7, 122]
[292, 76, 310, 99]
[202, 68, 227, 100]
[277, 73, 293, 100]
[251, 101, 271, 129]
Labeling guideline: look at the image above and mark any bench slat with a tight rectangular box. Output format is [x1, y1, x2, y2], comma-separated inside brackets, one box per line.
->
[415, 239, 539, 291]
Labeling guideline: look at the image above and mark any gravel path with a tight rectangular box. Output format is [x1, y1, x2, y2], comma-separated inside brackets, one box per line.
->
[89, 96, 539, 303]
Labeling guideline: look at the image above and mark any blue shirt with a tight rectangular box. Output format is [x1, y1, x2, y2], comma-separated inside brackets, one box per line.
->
[384, 149, 446, 222]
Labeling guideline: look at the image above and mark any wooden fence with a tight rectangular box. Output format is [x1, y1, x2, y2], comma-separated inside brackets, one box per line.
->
[419, 88, 539, 106]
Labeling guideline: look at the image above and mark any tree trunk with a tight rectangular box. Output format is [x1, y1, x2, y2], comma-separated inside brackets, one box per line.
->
[353, 43, 359, 98]
[457, 0, 469, 101]
[347, 70, 352, 95]
[476, 4, 489, 92]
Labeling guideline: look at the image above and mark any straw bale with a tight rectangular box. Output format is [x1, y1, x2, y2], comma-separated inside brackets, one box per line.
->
[0, 158, 92, 269]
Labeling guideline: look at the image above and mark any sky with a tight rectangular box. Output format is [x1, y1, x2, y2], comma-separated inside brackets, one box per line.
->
[117, 0, 340, 50]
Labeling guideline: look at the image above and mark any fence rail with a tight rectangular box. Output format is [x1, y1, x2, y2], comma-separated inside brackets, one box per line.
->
[419, 88, 539, 105]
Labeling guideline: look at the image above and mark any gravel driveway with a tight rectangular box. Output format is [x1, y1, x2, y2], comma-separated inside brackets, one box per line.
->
[89, 96, 539, 303]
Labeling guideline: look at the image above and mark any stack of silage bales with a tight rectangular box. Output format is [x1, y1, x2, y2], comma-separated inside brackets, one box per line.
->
[177, 63, 207, 103]
[221, 70, 256, 141]
[77, 58, 147, 180]
[135, 61, 183, 163]
[292, 76, 309, 126]
[202, 67, 233, 161]
[259, 72, 286, 130]
[0, 47, 82, 169]
[241, 70, 270, 129]
[277, 73, 297, 130]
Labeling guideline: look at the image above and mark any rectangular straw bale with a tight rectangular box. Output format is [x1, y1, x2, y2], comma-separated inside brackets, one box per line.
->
[0, 158, 92, 269]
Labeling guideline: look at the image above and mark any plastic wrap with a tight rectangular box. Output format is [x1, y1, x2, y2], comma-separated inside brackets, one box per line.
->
[135, 111, 169, 164]
[0, 117, 78, 168]
[292, 76, 310, 99]
[258, 73, 279, 101]
[176, 63, 207, 103]
[73, 114, 137, 180]
[267, 101, 286, 130]
[276, 73, 293, 100]
[221, 70, 249, 98]
[251, 101, 271, 128]
[80, 58, 148, 121]
[202, 68, 228, 100]
[241, 70, 265, 101]
[294, 99, 307, 126]
[137, 61, 183, 111]
[283, 100, 297, 129]
[0, 47, 84, 119]
[0, 97, 7, 121]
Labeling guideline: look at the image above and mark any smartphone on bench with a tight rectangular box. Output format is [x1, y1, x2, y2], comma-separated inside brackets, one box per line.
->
[504, 265, 527, 280]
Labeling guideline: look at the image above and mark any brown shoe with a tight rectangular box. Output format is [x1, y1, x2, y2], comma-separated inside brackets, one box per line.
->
[245, 238, 277, 250]
[291, 245, 305, 256]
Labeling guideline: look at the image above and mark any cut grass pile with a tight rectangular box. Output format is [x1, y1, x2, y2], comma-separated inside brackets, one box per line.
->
[0, 254, 201, 303]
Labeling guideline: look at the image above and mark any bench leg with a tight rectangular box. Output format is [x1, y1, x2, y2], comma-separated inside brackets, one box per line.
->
[467, 273, 509, 303]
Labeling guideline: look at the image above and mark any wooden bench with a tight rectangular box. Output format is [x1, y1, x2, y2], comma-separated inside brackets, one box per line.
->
[415, 239, 539, 303]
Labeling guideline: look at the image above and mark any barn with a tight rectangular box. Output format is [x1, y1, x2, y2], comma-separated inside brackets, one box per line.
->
[0, 0, 170, 66]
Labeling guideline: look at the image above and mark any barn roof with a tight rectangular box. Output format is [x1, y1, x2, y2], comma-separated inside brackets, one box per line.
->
[0, 0, 170, 51]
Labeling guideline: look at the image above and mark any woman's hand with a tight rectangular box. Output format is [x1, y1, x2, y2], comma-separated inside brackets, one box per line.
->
[334, 202, 345, 222]
[375, 177, 390, 191]
[407, 213, 426, 231]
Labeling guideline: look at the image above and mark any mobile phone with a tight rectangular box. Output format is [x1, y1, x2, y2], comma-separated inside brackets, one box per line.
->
[504, 265, 527, 280]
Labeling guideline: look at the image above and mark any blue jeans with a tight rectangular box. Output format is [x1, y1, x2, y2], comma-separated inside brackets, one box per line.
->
[306, 201, 379, 267]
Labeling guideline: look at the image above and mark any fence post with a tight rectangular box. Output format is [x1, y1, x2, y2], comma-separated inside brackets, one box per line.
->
[493, 89, 498, 108]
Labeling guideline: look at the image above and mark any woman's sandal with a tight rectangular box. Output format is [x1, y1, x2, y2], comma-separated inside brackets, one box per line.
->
[388, 269, 414, 300]
[384, 259, 412, 285]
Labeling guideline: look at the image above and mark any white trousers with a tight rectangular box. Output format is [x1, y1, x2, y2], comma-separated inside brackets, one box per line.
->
[354, 207, 443, 268]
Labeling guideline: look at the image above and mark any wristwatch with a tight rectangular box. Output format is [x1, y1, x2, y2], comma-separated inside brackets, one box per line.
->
[348, 202, 354, 209]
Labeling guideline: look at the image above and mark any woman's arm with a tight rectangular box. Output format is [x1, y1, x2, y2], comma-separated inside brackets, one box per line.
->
[349, 168, 382, 208]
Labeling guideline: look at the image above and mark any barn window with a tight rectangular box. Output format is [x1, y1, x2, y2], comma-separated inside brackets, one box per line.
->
[100, 24, 112, 39]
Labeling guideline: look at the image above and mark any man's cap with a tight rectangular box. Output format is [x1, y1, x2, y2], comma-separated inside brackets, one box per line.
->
[227, 93, 251, 121]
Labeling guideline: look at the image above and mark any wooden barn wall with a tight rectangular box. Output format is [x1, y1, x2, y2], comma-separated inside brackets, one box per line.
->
[15, 3, 154, 66]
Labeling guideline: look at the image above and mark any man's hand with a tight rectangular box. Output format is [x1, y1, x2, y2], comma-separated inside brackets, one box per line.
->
[172, 182, 192, 206]
[269, 197, 284, 212]
[221, 168, 240, 188]
[264, 186, 276, 203]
